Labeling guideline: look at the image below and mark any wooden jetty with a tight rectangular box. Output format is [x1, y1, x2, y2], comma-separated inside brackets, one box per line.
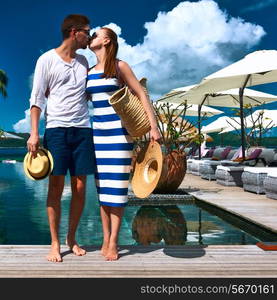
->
[0, 244, 276, 278]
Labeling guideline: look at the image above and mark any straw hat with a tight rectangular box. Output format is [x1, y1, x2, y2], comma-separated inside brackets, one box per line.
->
[131, 141, 163, 198]
[23, 148, 54, 180]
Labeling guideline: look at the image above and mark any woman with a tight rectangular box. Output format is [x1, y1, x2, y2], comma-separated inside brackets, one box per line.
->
[86, 27, 161, 260]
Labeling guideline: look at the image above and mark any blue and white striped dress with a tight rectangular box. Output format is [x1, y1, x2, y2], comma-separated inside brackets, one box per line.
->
[86, 67, 134, 207]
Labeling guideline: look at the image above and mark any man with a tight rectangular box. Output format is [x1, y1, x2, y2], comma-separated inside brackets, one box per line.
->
[27, 14, 94, 263]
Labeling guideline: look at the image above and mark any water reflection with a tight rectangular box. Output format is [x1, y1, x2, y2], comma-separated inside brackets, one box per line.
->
[132, 205, 187, 245]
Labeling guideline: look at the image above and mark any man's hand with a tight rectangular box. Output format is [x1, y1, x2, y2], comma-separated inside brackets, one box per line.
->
[27, 133, 40, 157]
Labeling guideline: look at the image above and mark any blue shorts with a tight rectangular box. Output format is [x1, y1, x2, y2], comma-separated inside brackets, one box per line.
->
[43, 127, 95, 176]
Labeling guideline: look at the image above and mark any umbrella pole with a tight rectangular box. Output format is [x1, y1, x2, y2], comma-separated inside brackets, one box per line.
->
[198, 104, 202, 160]
[198, 96, 208, 160]
[239, 75, 251, 160]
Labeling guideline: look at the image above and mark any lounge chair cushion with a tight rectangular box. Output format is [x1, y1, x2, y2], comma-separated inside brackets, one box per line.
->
[226, 149, 237, 160]
[266, 168, 277, 177]
[204, 147, 215, 158]
[230, 146, 243, 160]
[217, 165, 245, 172]
[243, 167, 269, 174]
[210, 147, 227, 160]
[220, 146, 232, 159]
[230, 148, 262, 163]
[247, 148, 262, 160]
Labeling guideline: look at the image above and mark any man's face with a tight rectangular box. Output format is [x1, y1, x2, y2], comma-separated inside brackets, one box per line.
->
[74, 26, 91, 49]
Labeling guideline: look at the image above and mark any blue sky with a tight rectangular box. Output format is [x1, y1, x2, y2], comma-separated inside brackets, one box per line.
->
[1, 0, 277, 133]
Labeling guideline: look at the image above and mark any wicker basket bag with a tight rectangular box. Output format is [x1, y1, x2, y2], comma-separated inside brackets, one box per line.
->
[109, 77, 151, 138]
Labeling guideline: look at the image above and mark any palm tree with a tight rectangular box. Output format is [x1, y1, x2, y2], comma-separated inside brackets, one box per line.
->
[0, 129, 4, 138]
[0, 69, 8, 98]
[0, 69, 8, 139]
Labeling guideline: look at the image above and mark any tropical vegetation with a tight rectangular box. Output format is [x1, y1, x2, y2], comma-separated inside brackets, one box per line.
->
[227, 104, 274, 147]
[0, 69, 9, 139]
[0, 69, 8, 98]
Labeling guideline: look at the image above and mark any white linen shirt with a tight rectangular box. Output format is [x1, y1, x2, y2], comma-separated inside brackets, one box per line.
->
[29, 49, 91, 128]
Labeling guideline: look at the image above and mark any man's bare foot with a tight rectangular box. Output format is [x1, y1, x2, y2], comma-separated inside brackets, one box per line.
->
[105, 242, 119, 261]
[66, 238, 86, 256]
[101, 241, 109, 257]
[46, 241, 62, 262]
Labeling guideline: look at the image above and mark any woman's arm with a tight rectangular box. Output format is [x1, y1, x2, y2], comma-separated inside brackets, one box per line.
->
[118, 60, 161, 141]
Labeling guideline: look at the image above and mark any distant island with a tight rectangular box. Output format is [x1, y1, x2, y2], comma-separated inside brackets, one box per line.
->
[0, 132, 43, 148]
[1, 131, 276, 149]
[208, 132, 277, 148]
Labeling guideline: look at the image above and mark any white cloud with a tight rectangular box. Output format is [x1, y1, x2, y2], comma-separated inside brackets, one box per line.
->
[13, 108, 44, 134]
[79, 0, 265, 100]
[13, 72, 45, 133]
[28, 73, 34, 90]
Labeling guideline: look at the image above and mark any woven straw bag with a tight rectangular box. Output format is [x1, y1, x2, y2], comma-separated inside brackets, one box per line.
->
[109, 77, 151, 138]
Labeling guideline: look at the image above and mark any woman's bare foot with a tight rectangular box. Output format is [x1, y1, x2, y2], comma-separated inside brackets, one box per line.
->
[105, 242, 119, 261]
[46, 241, 62, 262]
[101, 241, 109, 257]
[66, 237, 86, 256]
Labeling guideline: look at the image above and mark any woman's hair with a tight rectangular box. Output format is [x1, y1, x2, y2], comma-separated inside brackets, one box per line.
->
[101, 27, 119, 79]
[61, 14, 90, 40]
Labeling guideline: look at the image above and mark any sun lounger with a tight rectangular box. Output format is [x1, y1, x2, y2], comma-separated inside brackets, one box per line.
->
[188, 147, 229, 176]
[199, 147, 237, 180]
[241, 167, 270, 194]
[215, 165, 245, 187]
[264, 168, 277, 200]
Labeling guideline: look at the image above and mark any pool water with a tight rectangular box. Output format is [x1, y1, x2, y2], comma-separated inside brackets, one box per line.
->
[0, 147, 26, 162]
[0, 162, 274, 246]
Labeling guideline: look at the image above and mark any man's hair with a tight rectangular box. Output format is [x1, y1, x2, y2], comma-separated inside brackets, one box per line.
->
[61, 14, 90, 39]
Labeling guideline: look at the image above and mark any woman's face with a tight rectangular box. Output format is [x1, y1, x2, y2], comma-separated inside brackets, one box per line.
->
[89, 29, 108, 51]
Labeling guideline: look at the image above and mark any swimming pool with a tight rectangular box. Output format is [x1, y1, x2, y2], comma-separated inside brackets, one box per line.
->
[0, 162, 276, 246]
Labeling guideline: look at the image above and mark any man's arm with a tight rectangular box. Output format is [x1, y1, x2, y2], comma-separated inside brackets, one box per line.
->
[27, 106, 41, 156]
[26, 55, 48, 156]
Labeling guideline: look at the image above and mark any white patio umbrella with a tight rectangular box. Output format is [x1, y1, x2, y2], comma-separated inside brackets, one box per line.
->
[159, 85, 277, 107]
[201, 116, 241, 147]
[201, 116, 241, 134]
[184, 50, 277, 159]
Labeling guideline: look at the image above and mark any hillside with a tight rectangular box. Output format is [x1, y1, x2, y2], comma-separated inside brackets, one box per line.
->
[1, 131, 276, 149]
[207, 132, 277, 148]
[0, 132, 38, 147]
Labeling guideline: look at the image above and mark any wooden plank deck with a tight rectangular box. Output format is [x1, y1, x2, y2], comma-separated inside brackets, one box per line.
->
[181, 173, 277, 234]
[0, 245, 276, 278]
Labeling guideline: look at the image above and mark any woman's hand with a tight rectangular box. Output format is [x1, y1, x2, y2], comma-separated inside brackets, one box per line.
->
[150, 127, 162, 143]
